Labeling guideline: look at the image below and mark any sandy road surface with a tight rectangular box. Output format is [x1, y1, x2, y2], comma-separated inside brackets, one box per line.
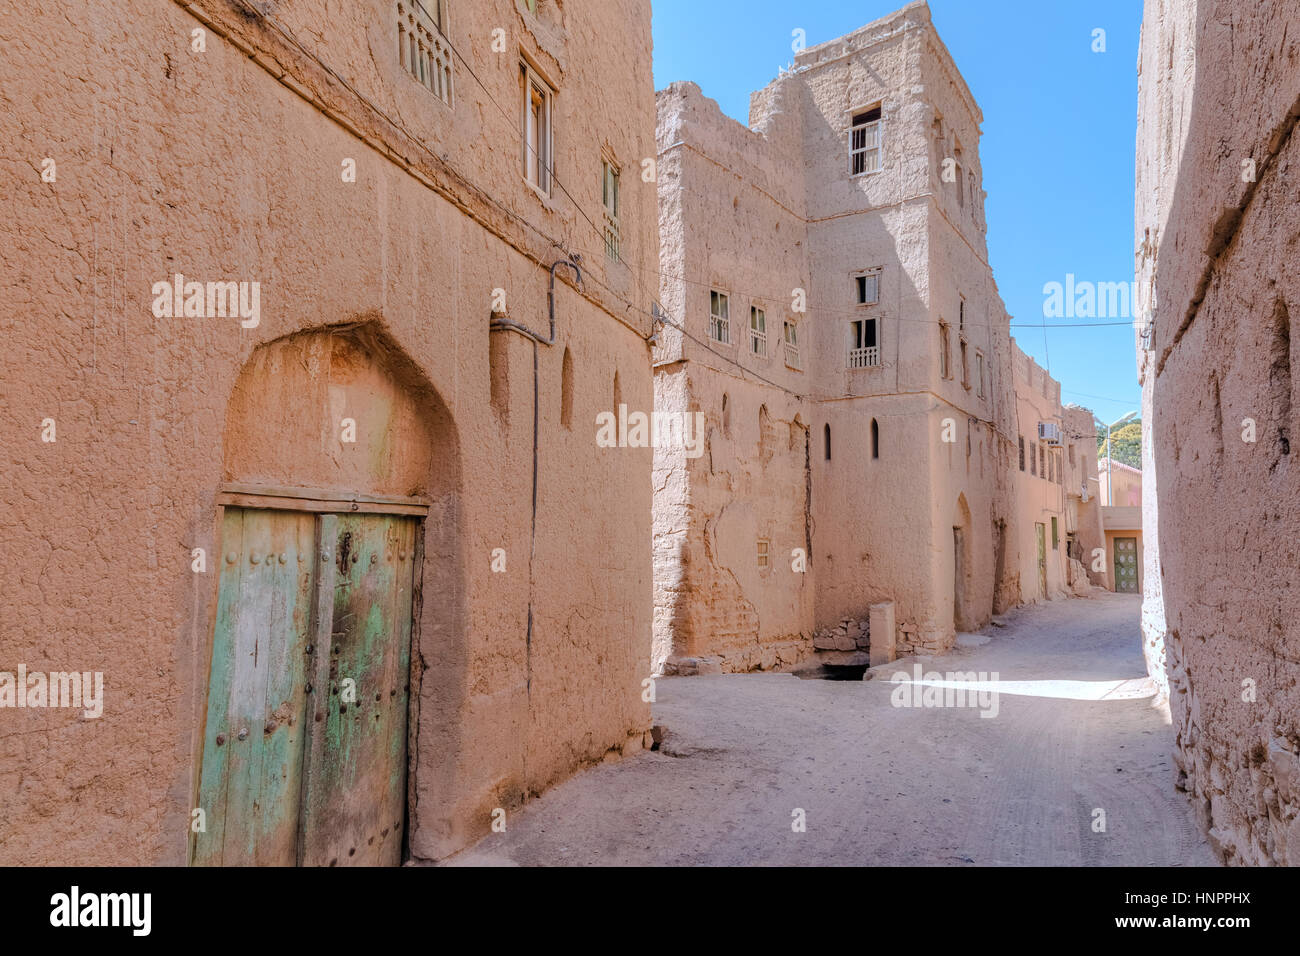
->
[447, 591, 1213, 866]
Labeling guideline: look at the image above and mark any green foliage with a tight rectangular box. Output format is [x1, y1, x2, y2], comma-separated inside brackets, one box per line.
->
[1097, 420, 1141, 468]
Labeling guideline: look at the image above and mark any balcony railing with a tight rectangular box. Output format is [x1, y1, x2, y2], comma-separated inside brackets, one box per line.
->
[603, 219, 620, 262]
[784, 344, 801, 370]
[848, 346, 881, 369]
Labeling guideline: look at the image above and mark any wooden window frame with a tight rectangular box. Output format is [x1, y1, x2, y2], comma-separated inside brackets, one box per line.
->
[850, 106, 883, 176]
[854, 268, 881, 307]
[848, 317, 881, 369]
[709, 289, 731, 345]
[783, 319, 801, 370]
[521, 58, 554, 197]
[750, 306, 767, 357]
[601, 156, 621, 261]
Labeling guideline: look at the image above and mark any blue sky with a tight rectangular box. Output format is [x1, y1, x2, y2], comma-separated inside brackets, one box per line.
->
[651, 0, 1145, 426]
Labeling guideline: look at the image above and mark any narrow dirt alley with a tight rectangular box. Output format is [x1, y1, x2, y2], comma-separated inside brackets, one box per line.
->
[447, 591, 1213, 866]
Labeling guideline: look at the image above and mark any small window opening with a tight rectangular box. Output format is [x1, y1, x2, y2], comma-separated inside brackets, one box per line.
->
[602, 158, 621, 261]
[750, 306, 767, 357]
[521, 59, 553, 195]
[709, 290, 730, 345]
[560, 346, 574, 428]
[850, 106, 882, 175]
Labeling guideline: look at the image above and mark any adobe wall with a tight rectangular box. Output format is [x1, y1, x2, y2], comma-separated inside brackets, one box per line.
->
[1062, 404, 1108, 588]
[813, 391, 938, 647]
[797, 1, 1016, 649]
[652, 81, 815, 675]
[1137, 0, 1300, 863]
[918, 5, 1019, 638]
[920, 52, 1020, 632]
[1011, 343, 1070, 602]
[676, 379, 813, 673]
[0, 0, 656, 863]
[1099, 460, 1143, 507]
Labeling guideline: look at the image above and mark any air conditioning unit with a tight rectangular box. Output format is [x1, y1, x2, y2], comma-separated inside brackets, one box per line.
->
[1038, 422, 1062, 445]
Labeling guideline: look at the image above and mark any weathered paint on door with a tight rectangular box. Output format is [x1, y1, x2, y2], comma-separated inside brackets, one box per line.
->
[192, 508, 317, 866]
[1114, 537, 1139, 593]
[1035, 522, 1047, 598]
[299, 514, 417, 866]
[193, 509, 418, 867]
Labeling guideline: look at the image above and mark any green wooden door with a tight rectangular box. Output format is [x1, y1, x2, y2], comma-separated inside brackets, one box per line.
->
[1114, 537, 1139, 593]
[299, 514, 417, 866]
[192, 508, 317, 866]
[193, 509, 418, 867]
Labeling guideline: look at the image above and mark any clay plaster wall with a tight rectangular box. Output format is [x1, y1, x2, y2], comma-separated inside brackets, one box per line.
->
[0, 0, 656, 863]
[795, 12, 944, 647]
[810, 2, 1021, 647]
[1098, 459, 1143, 507]
[1062, 404, 1108, 588]
[795, 1, 1017, 651]
[652, 82, 814, 675]
[1136, 0, 1300, 863]
[1011, 343, 1070, 603]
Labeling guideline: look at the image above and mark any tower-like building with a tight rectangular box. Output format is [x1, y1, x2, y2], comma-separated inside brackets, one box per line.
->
[653, 1, 1026, 673]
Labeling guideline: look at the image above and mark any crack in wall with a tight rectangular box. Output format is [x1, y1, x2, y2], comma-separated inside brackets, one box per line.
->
[1157, 91, 1300, 376]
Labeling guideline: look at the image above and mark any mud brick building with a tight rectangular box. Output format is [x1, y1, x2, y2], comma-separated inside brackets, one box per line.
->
[651, 2, 1094, 675]
[0, 0, 658, 864]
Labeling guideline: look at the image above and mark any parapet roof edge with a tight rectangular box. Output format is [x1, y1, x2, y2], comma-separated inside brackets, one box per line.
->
[656, 80, 774, 144]
[791, 2, 983, 127]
